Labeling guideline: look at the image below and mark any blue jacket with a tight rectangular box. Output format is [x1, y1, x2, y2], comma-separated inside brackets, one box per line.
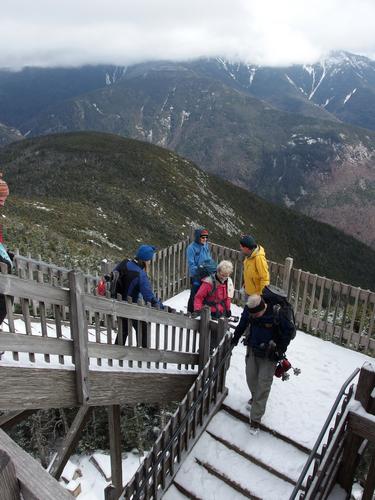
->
[187, 241, 212, 284]
[113, 259, 161, 307]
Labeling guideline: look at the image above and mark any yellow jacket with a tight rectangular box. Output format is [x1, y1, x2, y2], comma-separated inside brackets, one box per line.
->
[243, 245, 270, 295]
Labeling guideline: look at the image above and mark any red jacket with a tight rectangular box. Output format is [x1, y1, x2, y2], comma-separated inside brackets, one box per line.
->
[194, 275, 232, 318]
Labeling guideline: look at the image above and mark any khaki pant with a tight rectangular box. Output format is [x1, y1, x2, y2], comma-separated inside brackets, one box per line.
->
[246, 347, 277, 424]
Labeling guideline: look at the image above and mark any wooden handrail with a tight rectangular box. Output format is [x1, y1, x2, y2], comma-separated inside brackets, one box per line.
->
[121, 334, 232, 499]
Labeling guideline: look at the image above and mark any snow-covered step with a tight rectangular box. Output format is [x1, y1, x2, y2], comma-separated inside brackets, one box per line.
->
[208, 409, 311, 483]
[171, 430, 295, 500]
[163, 483, 193, 500]
[170, 446, 249, 500]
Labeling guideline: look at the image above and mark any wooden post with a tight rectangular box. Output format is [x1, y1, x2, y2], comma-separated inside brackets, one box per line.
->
[0, 450, 19, 500]
[282, 257, 293, 297]
[189, 225, 195, 243]
[107, 405, 123, 497]
[216, 318, 228, 394]
[337, 364, 375, 492]
[49, 406, 92, 480]
[363, 453, 375, 500]
[69, 271, 90, 404]
[198, 307, 211, 371]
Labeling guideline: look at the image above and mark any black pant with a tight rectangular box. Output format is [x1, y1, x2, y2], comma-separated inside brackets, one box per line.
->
[0, 295, 7, 326]
[115, 318, 148, 347]
[187, 279, 201, 313]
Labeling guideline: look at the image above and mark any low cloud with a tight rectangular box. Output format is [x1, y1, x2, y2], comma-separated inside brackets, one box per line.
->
[1, 0, 375, 69]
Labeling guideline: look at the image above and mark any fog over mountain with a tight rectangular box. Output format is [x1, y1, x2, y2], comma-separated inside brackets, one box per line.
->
[1, 0, 375, 69]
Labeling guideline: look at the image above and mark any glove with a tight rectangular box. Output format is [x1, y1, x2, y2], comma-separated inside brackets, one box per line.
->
[191, 311, 201, 319]
[225, 310, 232, 318]
[267, 340, 279, 361]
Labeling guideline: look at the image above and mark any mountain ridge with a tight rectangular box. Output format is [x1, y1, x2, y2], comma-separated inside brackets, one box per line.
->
[1, 131, 374, 290]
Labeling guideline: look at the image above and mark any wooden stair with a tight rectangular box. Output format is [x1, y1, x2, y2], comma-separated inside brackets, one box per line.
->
[162, 403, 312, 499]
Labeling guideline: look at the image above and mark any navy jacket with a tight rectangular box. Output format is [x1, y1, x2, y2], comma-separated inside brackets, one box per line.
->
[233, 303, 292, 356]
[113, 259, 161, 307]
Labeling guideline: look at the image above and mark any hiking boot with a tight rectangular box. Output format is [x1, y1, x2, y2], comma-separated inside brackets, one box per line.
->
[245, 398, 253, 411]
[249, 420, 260, 436]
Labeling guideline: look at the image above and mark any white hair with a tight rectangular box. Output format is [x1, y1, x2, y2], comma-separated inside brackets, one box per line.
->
[247, 294, 262, 309]
[217, 260, 233, 276]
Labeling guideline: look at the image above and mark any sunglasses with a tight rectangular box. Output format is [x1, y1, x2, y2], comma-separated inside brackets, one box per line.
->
[200, 235, 208, 239]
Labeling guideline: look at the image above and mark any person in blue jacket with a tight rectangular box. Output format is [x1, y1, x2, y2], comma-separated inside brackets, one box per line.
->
[113, 244, 163, 347]
[186, 228, 212, 313]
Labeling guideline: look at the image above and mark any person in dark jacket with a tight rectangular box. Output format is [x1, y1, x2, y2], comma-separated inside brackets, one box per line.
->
[231, 294, 292, 435]
[186, 227, 212, 313]
[113, 244, 163, 347]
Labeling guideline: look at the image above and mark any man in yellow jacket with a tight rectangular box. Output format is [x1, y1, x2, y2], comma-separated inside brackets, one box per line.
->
[240, 235, 270, 296]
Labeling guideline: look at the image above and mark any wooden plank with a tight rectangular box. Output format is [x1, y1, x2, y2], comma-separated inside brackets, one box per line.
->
[198, 307, 211, 371]
[49, 406, 92, 479]
[0, 429, 72, 499]
[0, 332, 73, 356]
[0, 273, 69, 306]
[54, 304, 64, 364]
[69, 271, 90, 404]
[83, 294, 199, 330]
[163, 323, 169, 369]
[0, 449, 19, 500]
[0, 410, 34, 431]
[362, 452, 375, 500]
[300, 272, 310, 329]
[292, 269, 302, 317]
[107, 405, 123, 495]
[0, 366, 196, 409]
[355, 364, 375, 411]
[348, 412, 375, 442]
[106, 314, 113, 367]
[89, 342, 199, 365]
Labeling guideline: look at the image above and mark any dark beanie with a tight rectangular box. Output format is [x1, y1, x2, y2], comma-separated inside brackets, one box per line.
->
[136, 245, 156, 261]
[240, 234, 257, 249]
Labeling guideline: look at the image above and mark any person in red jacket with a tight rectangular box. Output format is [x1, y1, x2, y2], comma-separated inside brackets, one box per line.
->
[194, 260, 234, 319]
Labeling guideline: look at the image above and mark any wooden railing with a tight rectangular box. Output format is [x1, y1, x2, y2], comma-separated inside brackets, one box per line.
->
[9, 237, 375, 358]
[120, 328, 231, 500]
[288, 269, 375, 354]
[291, 364, 375, 500]
[0, 433, 72, 499]
[0, 268, 215, 411]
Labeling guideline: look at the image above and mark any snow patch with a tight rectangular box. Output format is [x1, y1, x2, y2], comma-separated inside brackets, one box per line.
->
[343, 88, 357, 105]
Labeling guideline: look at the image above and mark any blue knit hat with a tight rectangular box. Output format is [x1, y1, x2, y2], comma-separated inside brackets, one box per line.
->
[136, 245, 156, 261]
[240, 234, 257, 249]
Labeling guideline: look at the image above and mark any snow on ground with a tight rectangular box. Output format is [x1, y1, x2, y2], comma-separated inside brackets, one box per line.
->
[60, 451, 146, 499]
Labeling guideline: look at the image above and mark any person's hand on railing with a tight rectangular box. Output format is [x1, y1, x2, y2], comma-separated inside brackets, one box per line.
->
[191, 310, 201, 319]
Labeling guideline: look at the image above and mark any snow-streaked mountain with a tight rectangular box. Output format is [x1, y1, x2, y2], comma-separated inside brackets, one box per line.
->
[0, 53, 374, 249]
[199, 51, 375, 130]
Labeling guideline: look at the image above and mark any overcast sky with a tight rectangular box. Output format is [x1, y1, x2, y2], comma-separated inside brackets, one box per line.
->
[2, 0, 375, 69]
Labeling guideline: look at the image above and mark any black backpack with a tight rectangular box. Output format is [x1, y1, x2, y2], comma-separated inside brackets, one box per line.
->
[197, 258, 217, 280]
[262, 285, 296, 343]
[106, 259, 130, 299]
